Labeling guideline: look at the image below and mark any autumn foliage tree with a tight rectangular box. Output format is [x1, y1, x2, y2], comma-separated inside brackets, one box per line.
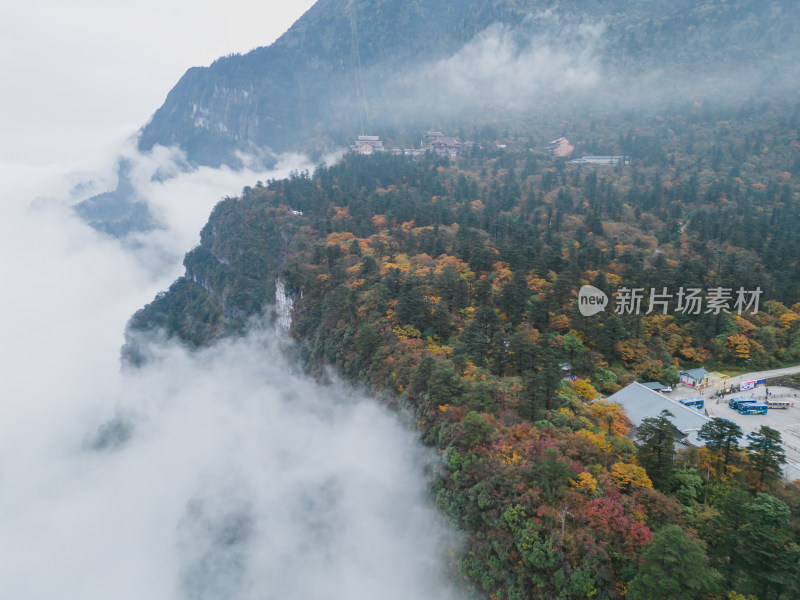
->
[588, 400, 630, 437]
[610, 462, 653, 492]
[727, 334, 752, 361]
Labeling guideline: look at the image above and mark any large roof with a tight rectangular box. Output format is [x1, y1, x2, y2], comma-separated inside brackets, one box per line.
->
[785, 462, 800, 482]
[608, 382, 711, 442]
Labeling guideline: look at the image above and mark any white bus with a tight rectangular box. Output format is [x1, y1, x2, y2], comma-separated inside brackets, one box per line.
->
[766, 400, 792, 409]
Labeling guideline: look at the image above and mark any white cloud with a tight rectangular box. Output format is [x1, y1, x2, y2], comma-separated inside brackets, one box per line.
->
[430, 21, 604, 110]
[366, 16, 607, 124]
[103, 143, 327, 275]
[0, 133, 458, 598]
[0, 316, 463, 598]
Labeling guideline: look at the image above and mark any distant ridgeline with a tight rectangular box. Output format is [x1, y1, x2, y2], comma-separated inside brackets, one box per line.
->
[79, 0, 800, 236]
[126, 144, 800, 597]
[136, 0, 800, 167]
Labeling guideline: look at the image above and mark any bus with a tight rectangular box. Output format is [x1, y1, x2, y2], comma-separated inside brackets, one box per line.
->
[680, 397, 704, 409]
[766, 400, 792, 409]
[737, 403, 768, 415]
[729, 397, 758, 410]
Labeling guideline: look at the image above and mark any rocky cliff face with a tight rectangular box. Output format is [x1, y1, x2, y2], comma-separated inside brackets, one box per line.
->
[136, 0, 495, 165]
[273, 279, 294, 335]
[123, 184, 306, 362]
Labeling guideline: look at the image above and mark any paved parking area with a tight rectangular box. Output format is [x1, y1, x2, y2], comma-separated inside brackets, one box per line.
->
[667, 383, 800, 481]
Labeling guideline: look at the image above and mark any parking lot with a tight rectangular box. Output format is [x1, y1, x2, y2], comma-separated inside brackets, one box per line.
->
[671, 383, 800, 480]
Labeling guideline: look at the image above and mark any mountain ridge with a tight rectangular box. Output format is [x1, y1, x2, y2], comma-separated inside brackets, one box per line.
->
[137, 0, 800, 168]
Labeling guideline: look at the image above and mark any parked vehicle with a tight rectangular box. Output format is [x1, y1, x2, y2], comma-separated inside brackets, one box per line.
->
[766, 400, 792, 409]
[729, 397, 758, 410]
[680, 397, 704, 409]
[737, 403, 768, 415]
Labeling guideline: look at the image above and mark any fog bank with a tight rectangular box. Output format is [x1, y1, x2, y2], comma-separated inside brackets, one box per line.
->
[0, 143, 460, 599]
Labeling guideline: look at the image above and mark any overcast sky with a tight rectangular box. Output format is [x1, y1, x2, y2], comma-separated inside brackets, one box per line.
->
[0, 0, 316, 167]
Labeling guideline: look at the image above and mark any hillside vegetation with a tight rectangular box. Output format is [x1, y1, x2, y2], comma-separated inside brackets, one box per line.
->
[129, 98, 800, 598]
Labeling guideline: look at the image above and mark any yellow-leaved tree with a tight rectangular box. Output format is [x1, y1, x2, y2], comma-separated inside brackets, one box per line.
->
[571, 471, 598, 495]
[610, 462, 653, 492]
[572, 379, 599, 402]
[726, 334, 751, 360]
[588, 400, 630, 436]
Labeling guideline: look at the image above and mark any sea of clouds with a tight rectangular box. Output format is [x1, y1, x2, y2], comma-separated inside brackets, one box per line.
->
[0, 144, 462, 599]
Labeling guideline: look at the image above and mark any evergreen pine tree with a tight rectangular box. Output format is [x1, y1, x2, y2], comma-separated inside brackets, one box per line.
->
[637, 410, 677, 491]
[627, 524, 721, 600]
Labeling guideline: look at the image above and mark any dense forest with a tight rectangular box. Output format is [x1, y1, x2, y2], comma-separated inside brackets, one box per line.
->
[128, 99, 800, 598]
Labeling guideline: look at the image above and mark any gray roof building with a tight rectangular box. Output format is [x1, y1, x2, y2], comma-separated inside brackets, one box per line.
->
[607, 382, 711, 447]
[641, 382, 666, 391]
[680, 368, 710, 380]
[679, 367, 711, 388]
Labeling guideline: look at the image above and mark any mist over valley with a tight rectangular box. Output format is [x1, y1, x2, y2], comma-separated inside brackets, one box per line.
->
[3, 1, 800, 599]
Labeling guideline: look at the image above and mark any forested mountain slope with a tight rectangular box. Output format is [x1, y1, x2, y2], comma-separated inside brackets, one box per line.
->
[122, 2, 800, 597]
[128, 94, 800, 596]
